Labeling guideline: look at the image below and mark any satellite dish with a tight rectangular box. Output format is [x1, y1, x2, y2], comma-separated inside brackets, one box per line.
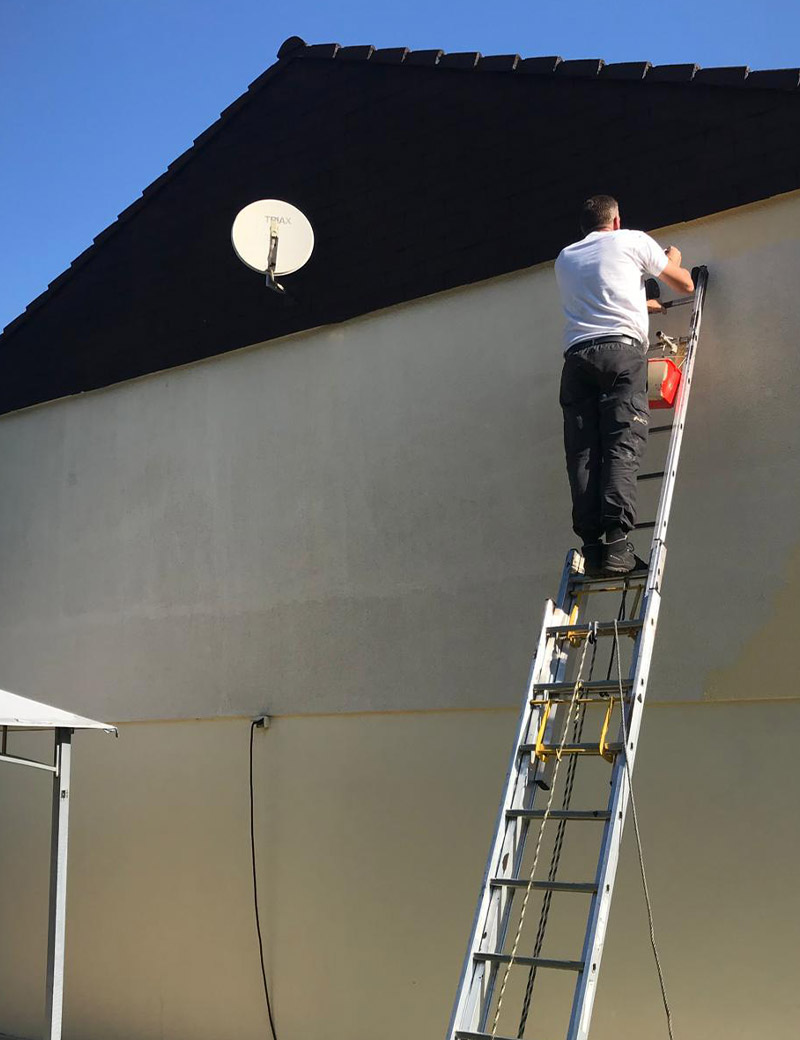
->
[231, 199, 314, 293]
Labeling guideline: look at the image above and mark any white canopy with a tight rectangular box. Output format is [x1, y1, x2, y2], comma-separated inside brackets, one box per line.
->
[1, 686, 115, 1039]
[0, 687, 116, 733]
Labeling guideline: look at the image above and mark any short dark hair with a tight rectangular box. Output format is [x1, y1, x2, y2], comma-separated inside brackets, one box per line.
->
[580, 195, 619, 234]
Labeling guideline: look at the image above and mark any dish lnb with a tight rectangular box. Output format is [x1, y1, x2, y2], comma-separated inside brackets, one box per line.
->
[231, 199, 314, 293]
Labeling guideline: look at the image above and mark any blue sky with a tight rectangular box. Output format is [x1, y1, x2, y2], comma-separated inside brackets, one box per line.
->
[1, 0, 796, 329]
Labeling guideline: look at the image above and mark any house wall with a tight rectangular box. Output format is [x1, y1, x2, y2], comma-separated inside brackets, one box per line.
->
[1, 191, 799, 1038]
[1, 704, 798, 1040]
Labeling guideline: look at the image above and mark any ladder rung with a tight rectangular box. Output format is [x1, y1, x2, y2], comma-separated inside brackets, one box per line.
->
[474, 952, 584, 972]
[661, 295, 694, 309]
[547, 620, 642, 639]
[636, 471, 664, 481]
[525, 741, 623, 756]
[506, 809, 611, 821]
[456, 1032, 528, 1040]
[569, 571, 648, 591]
[650, 424, 673, 434]
[532, 679, 632, 697]
[634, 521, 656, 530]
[490, 878, 597, 893]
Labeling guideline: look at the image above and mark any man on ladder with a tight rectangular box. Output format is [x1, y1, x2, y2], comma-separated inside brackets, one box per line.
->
[555, 195, 695, 575]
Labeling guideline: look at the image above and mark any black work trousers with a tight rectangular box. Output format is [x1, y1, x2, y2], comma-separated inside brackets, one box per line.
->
[559, 339, 649, 544]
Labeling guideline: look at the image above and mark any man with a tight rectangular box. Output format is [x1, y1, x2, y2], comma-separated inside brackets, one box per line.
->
[554, 195, 694, 575]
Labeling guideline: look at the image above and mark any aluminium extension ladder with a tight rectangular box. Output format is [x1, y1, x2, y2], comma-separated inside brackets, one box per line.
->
[447, 267, 709, 1040]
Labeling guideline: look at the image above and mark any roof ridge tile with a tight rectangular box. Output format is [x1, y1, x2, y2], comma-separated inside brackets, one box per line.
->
[439, 51, 482, 69]
[746, 68, 800, 90]
[478, 54, 520, 72]
[271, 38, 799, 96]
[694, 65, 750, 85]
[299, 43, 340, 59]
[405, 49, 443, 66]
[336, 45, 375, 61]
[648, 63, 699, 82]
[277, 35, 307, 59]
[516, 56, 562, 75]
[372, 47, 409, 65]
[556, 58, 605, 77]
[601, 61, 651, 80]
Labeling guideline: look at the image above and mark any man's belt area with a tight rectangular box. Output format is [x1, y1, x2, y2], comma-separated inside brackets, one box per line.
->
[565, 334, 645, 355]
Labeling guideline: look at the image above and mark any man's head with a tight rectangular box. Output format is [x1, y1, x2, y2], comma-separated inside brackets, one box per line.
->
[580, 195, 620, 235]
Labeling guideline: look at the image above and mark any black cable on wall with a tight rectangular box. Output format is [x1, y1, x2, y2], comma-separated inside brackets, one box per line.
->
[250, 718, 279, 1040]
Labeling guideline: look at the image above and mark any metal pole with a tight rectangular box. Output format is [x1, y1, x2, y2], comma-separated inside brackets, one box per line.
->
[44, 728, 72, 1040]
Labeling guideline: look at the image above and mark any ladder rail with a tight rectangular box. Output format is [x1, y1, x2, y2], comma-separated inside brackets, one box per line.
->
[648, 268, 708, 552]
[565, 269, 708, 1039]
[565, 546, 664, 1039]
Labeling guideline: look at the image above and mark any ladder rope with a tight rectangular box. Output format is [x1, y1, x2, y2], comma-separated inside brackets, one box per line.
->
[489, 626, 595, 1039]
[515, 641, 596, 1037]
[516, 587, 628, 1037]
[613, 620, 676, 1040]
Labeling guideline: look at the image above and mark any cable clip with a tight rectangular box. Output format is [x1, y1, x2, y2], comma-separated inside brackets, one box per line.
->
[588, 621, 599, 645]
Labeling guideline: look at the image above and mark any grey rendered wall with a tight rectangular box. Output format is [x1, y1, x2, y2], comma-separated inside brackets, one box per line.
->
[0, 195, 798, 720]
[0, 703, 797, 1040]
[0, 197, 798, 721]
[0, 256, 567, 720]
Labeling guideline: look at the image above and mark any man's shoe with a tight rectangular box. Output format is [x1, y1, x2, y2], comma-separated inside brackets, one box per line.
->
[603, 538, 637, 574]
[580, 543, 604, 576]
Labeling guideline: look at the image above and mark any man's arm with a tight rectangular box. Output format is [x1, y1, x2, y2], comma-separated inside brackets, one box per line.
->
[658, 246, 694, 294]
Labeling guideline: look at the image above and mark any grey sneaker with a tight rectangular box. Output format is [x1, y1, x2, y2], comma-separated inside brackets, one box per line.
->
[603, 538, 636, 574]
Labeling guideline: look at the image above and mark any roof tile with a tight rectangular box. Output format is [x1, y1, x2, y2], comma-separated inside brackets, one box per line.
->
[116, 198, 146, 223]
[218, 94, 250, 119]
[371, 47, 409, 65]
[694, 66, 750, 86]
[516, 56, 561, 74]
[478, 54, 520, 72]
[1, 313, 25, 335]
[277, 35, 307, 59]
[92, 226, 116, 247]
[405, 49, 443, 66]
[337, 45, 375, 61]
[746, 68, 800, 90]
[557, 59, 605, 77]
[648, 63, 699, 82]
[601, 61, 651, 80]
[46, 271, 71, 294]
[300, 43, 340, 59]
[24, 289, 49, 314]
[439, 52, 481, 69]
[69, 246, 94, 269]
[166, 150, 193, 174]
[192, 124, 220, 149]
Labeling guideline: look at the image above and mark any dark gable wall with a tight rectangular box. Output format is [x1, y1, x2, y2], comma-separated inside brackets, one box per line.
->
[2, 56, 800, 414]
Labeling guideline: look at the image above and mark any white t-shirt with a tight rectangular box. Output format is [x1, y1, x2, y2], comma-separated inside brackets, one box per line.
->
[554, 229, 668, 352]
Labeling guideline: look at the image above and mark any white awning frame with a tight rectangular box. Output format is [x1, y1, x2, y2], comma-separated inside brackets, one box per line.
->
[0, 689, 115, 1040]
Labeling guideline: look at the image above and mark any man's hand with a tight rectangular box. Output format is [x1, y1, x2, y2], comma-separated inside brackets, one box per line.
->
[647, 298, 666, 314]
[659, 245, 694, 295]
